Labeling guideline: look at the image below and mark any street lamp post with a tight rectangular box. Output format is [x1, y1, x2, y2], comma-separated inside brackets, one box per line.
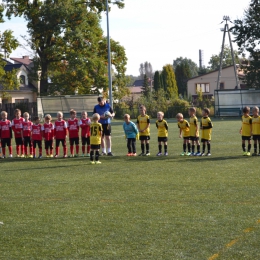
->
[105, 0, 113, 109]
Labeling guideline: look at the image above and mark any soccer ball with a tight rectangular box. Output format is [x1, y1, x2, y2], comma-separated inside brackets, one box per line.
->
[104, 111, 112, 118]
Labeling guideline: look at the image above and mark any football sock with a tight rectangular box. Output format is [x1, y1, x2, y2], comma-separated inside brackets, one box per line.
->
[50, 149, 53, 155]
[254, 144, 257, 153]
[64, 147, 67, 156]
[192, 145, 195, 153]
[248, 144, 251, 152]
[164, 145, 167, 153]
[242, 143, 246, 151]
[102, 148, 106, 153]
[141, 144, 144, 153]
[183, 143, 186, 152]
[146, 143, 149, 153]
[107, 148, 111, 153]
[70, 145, 73, 155]
[9, 146, 12, 154]
[21, 145, 24, 155]
[158, 144, 162, 153]
[202, 144, 206, 153]
[187, 143, 191, 152]
[95, 151, 100, 161]
[82, 145, 85, 154]
[207, 143, 211, 153]
[90, 151, 94, 161]
[197, 145, 200, 153]
[87, 145, 90, 153]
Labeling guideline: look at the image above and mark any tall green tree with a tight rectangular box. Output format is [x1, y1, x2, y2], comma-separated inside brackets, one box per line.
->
[173, 57, 198, 77]
[231, 0, 260, 88]
[161, 64, 178, 99]
[208, 45, 240, 71]
[153, 70, 161, 92]
[3, 0, 126, 95]
[174, 60, 192, 96]
[141, 74, 150, 97]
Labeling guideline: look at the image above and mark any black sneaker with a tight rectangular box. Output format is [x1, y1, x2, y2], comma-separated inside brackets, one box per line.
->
[107, 152, 113, 156]
[101, 152, 107, 156]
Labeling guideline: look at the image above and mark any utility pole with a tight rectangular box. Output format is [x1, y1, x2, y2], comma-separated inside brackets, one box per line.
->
[216, 16, 240, 90]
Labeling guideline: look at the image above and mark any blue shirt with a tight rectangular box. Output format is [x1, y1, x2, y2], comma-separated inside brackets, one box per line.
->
[123, 121, 138, 139]
[93, 103, 113, 124]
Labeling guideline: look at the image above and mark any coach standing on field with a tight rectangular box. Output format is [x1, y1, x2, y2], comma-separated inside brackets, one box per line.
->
[93, 97, 115, 156]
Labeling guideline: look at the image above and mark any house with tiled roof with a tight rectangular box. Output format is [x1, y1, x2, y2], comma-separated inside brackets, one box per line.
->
[1, 56, 39, 105]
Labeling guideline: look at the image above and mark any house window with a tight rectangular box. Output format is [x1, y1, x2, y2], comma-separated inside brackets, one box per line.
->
[20, 75, 26, 85]
[15, 99, 29, 104]
[220, 82, 224, 90]
[196, 83, 209, 93]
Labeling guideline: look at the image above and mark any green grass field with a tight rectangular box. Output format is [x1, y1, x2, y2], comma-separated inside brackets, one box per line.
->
[1, 118, 260, 259]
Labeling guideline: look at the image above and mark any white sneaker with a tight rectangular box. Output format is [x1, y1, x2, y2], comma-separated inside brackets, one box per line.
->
[9, 154, 13, 158]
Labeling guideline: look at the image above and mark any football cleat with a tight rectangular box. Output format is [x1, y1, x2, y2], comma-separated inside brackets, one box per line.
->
[127, 153, 133, 156]
[164, 152, 168, 156]
[90, 161, 95, 165]
[138, 153, 145, 156]
[206, 152, 211, 156]
[95, 161, 102, 164]
[156, 152, 162, 156]
[107, 152, 113, 156]
[145, 152, 150, 156]
[132, 153, 137, 156]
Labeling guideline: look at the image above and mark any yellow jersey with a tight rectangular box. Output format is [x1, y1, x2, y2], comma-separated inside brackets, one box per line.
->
[200, 117, 213, 140]
[189, 115, 199, 137]
[156, 119, 168, 137]
[90, 122, 103, 145]
[137, 114, 150, 136]
[252, 116, 260, 135]
[241, 115, 252, 137]
[177, 119, 190, 137]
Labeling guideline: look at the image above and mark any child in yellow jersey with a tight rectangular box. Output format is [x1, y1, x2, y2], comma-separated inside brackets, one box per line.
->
[251, 106, 260, 156]
[156, 111, 168, 156]
[90, 113, 103, 164]
[239, 106, 252, 156]
[176, 113, 191, 156]
[137, 105, 150, 156]
[200, 108, 213, 156]
[188, 107, 201, 156]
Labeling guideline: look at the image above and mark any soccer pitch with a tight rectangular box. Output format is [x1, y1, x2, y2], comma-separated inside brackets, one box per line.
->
[1, 118, 260, 259]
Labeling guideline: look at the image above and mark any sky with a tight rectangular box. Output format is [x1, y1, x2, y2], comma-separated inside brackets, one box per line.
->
[1, 0, 250, 76]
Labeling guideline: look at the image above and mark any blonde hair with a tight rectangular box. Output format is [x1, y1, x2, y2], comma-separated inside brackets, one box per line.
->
[139, 105, 146, 112]
[189, 107, 196, 113]
[252, 106, 259, 112]
[1, 111, 7, 116]
[23, 112, 29, 117]
[157, 111, 164, 117]
[92, 113, 100, 121]
[57, 111, 63, 117]
[124, 114, 130, 119]
[70, 109, 76, 115]
[45, 114, 52, 120]
[81, 111, 88, 116]
[176, 113, 183, 119]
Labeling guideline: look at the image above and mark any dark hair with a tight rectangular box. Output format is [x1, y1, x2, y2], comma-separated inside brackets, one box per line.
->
[243, 106, 250, 113]
[34, 116, 40, 121]
[97, 97, 104, 102]
[203, 108, 210, 115]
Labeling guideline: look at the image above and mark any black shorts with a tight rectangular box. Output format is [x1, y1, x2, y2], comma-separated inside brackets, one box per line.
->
[45, 140, 53, 150]
[252, 135, 260, 141]
[102, 124, 111, 136]
[81, 136, 90, 146]
[1, 138, 11, 148]
[15, 137, 23, 145]
[139, 135, 150, 141]
[158, 137, 168, 142]
[56, 139, 66, 147]
[190, 136, 199, 141]
[183, 137, 190, 140]
[70, 137, 79, 145]
[242, 136, 251, 141]
[23, 136, 32, 147]
[33, 140, 42, 149]
[90, 144, 100, 150]
[201, 138, 210, 143]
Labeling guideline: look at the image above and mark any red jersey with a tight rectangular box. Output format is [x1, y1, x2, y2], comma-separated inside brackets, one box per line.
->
[12, 117, 24, 138]
[32, 124, 42, 141]
[42, 123, 54, 140]
[67, 118, 79, 138]
[79, 118, 91, 137]
[0, 120, 12, 138]
[22, 121, 33, 137]
[54, 120, 67, 139]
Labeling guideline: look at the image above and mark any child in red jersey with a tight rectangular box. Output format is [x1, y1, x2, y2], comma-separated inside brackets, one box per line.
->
[67, 109, 80, 157]
[0, 111, 13, 158]
[79, 111, 91, 157]
[21, 112, 33, 158]
[54, 111, 68, 158]
[42, 114, 54, 158]
[11, 108, 24, 157]
[32, 116, 43, 158]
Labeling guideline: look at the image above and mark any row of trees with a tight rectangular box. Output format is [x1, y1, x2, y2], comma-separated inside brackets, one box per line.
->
[1, 0, 129, 97]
